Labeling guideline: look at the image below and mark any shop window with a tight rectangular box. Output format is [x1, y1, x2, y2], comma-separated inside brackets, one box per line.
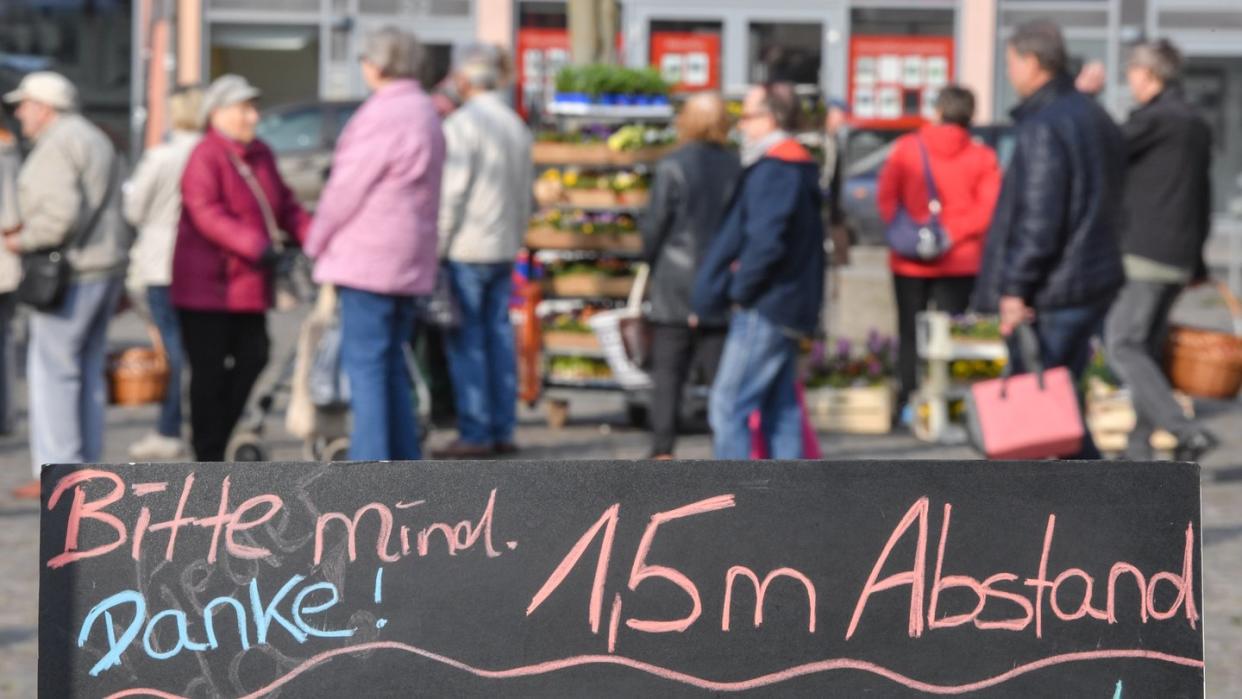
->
[850, 8, 955, 37]
[748, 22, 822, 86]
[650, 20, 722, 92]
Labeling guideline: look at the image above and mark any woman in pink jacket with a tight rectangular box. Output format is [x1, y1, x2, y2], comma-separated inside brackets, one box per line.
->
[172, 74, 311, 461]
[305, 28, 445, 460]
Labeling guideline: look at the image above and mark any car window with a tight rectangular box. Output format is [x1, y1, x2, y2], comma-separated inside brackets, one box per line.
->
[330, 104, 360, 142]
[257, 108, 323, 153]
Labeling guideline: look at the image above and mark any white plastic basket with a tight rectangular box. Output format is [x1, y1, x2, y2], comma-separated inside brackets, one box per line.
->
[587, 264, 653, 391]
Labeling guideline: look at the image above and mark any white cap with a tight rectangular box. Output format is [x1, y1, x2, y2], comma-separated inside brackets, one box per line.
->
[200, 74, 262, 124]
[3, 71, 78, 111]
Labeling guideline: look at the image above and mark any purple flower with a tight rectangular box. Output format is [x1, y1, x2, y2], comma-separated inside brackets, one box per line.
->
[835, 338, 852, 361]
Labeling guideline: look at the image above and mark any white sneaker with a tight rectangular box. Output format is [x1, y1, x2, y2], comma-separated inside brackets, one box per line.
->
[128, 433, 187, 461]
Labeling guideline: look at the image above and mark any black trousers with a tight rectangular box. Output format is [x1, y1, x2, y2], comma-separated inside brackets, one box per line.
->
[649, 323, 726, 457]
[178, 310, 269, 461]
[893, 274, 975, 407]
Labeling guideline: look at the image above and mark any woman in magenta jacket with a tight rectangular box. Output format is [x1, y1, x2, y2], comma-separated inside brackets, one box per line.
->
[171, 74, 311, 461]
[877, 86, 1002, 415]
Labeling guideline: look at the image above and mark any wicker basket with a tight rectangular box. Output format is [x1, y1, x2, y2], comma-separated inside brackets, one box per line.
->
[108, 326, 170, 406]
[1165, 281, 1242, 399]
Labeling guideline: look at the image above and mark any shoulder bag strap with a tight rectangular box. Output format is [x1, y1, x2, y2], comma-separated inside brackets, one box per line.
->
[226, 150, 285, 252]
[65, 151, 120, 252]
[914, 138, 942, 221]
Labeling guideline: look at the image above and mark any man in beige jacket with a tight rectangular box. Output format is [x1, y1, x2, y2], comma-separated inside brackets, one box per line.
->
[4, 72, 132, 498]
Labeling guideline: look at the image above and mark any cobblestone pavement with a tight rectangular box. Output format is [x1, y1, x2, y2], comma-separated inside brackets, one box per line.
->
[1, 296, 1240, 697]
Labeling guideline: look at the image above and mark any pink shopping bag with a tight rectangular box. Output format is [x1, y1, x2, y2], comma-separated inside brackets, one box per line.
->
[965, 326, 1084, 460]
[749, 381, 823, 459]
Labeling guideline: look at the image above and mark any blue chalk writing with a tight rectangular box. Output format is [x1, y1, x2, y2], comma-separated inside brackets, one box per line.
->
[76, 575, 356, 675]
[293, 582, 355, 639]
[77, 590, 145, 677]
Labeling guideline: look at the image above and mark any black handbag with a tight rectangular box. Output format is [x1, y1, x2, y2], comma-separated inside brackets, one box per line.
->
[16, 249, 71, 311]
[415, 264, 461, 329]
[16, 160, 119, 311]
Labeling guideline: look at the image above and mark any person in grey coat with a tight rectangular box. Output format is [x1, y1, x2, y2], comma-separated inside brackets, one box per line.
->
[4, 72, 132, 498]
[641, 93, 740, 459]
[0, 117, 21, 438]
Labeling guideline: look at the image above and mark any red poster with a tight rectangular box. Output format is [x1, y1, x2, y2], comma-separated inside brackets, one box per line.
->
[516, 28, 571, 117]
[649, 32, 721, 92]
[515, 29, 629, 117]
[848, 35, 955, 130]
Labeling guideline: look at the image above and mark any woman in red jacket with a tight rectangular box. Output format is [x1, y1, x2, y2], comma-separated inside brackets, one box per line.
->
[171, 75, 311, 461]
[877, 86, 1002, 415]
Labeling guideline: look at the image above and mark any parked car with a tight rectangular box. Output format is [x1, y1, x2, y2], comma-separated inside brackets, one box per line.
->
[840, 125, 1016, 245]
[257, 100, 361, 208]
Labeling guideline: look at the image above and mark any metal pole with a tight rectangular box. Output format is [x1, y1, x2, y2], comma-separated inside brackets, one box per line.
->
[130, 0, 150, 163]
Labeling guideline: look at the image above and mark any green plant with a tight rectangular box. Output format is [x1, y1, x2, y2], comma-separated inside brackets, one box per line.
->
[637, 67, 669, 95]
[579, 65, 611, 98]
[555, 67, 581, 94]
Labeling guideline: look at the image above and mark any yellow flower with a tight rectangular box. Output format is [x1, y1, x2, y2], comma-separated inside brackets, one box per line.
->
[563, 170, 580, 188]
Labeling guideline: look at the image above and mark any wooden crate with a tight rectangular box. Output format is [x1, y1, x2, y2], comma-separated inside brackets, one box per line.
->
[543, 330, 602, 352]
[532, 142, 613, 166]
[532, 142, 673, 166]
[1086, 382, 1193, 453]
[564, 189, 620, 208]
[617, 190, 650, 207]
[545, 274, 635, 299]
[525, 227, 642, 253]
[805, 384, 894, 434]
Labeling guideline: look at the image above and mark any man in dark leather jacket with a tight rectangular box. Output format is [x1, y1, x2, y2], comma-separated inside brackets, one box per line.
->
[974, 20, 1125, 458]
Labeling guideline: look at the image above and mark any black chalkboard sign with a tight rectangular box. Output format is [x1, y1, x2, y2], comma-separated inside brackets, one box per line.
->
[39, 460, 1203, 697]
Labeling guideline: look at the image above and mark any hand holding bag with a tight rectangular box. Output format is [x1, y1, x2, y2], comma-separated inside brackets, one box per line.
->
[415, 265, 461, 329]
[966, 324, 1085, 459]
[884, 138, 949, 262]
[226, 152, 311, 309]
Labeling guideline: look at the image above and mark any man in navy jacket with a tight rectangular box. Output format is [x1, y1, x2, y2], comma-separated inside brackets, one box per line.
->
[973, 20, 1125, 459]
[692, 82, 824, 459]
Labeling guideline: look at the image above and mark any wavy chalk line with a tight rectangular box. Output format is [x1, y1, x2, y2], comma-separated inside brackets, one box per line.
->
[104, 645, 1203, 698]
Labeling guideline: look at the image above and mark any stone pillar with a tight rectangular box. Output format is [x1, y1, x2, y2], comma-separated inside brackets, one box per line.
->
[959, 0, 998, 124]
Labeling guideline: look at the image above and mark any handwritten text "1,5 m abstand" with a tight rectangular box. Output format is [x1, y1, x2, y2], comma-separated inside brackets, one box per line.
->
[526, 495, 1198, 650]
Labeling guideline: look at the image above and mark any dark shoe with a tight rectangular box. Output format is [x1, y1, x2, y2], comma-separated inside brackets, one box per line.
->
[432, 440, 494, 460]
[1173, 429, 1219, 463]
[11, 480, 40, 500]
[492, 442, 519, 456]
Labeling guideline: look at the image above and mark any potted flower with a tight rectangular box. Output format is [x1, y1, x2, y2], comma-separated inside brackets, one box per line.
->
[554, 67, 587, 104]
[803, 331, 896, 434]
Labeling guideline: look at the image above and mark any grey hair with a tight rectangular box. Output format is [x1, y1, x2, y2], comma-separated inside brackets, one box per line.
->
[361, 27, 424, 80]
[1008, 20, 1069, 75]
[454, 44, 507, 90]
[1129, 39, 1183, 83]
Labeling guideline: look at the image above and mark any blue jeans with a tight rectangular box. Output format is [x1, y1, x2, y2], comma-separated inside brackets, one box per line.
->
[0, 293, 14, 434]
[28, 278, 123, 476]
[1012, 298, 1114, 460]
[710, 309, 802, 459]
[338, 286, 421, 461]
[146, 286, 183, 438]
[444, 262, 516, 446]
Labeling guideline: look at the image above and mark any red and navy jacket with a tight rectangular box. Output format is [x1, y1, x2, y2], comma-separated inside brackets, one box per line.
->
[692, 137, 825, 336]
